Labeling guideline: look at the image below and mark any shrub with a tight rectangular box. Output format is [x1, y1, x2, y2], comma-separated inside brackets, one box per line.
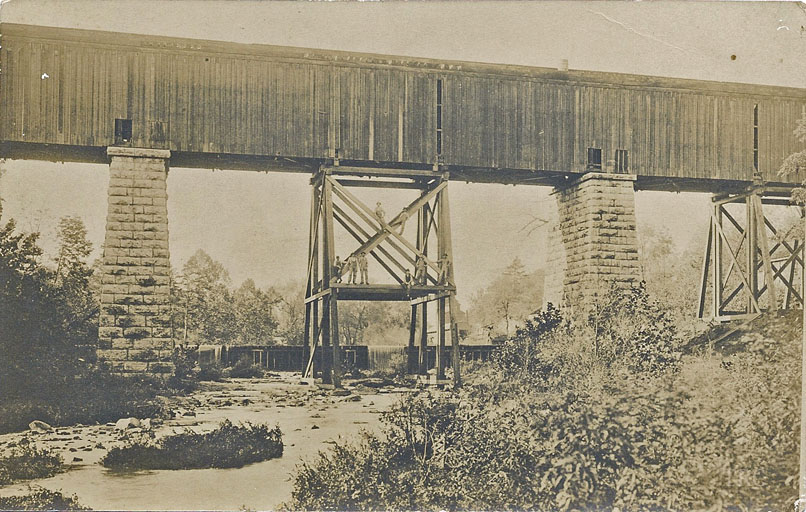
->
[101, 420, 283, 470]
[288, 292, 797, 511]
[0, 369, 163, 434]
[227, 356, 264, 379]
[0, 489, 88, 511]
[586, 283, 681, 376]
[0, 444, 64, 485]
[197, 363, 225, 382]
[167, 345, 199, 391]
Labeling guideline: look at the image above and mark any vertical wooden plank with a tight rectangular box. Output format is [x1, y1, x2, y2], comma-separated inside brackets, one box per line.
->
[437, 297, 446, 380]
[697, 222, 713, 319]
[417, 204, 428, 375]
[368, 71, 375, 160]
[439, 182, 461, 387]
[398, 74, 405, 162]
[408, 305, 417, 374]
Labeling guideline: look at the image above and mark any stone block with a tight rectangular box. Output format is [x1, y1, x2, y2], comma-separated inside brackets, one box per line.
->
[97, 349, 129, 361]
[109, 196, 132, 205]
[111, 338, 134, 350]
[121, 361, 150, 373]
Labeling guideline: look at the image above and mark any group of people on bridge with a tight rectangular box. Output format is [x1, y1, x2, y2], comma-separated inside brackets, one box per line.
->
[331, 253, 451, 289]
[333, 254, 369, 285]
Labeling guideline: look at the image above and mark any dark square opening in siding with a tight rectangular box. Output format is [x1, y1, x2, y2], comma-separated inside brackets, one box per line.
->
[114, 118, 132, 145]
[587, 147, 602, 170]
[615, 149, 629, 173]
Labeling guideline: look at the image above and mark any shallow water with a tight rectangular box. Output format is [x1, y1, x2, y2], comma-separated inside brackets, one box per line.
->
[0, 378, 401, 510]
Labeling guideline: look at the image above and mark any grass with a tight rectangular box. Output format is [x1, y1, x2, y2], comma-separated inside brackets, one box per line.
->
[101, 420, 283, 470]
[0, 444, 65, 485]
[0, 489, 88, 511]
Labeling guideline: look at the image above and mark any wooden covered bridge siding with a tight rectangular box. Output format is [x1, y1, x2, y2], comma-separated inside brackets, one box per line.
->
[1, 23, 805, 186]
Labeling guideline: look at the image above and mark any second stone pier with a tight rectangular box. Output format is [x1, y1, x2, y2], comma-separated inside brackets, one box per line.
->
[544, 172, 641, 313]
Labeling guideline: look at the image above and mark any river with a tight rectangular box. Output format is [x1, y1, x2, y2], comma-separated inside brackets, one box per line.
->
[0, 376, 405, 510]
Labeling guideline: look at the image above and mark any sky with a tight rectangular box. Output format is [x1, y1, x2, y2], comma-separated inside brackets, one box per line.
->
[0, 0, 804, 304]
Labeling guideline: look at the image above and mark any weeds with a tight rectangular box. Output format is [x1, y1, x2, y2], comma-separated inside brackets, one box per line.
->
[0, 444, 64, 485]
[0, 488, 88, 510]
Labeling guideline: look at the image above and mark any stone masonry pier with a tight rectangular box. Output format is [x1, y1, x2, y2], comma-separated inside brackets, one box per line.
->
[98, 147, 173, 373]
[544, 172, 641, 312]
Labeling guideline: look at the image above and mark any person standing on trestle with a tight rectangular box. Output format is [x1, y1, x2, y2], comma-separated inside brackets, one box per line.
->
[332, 256, 344, 284]
[438, 253, 451, 285]
[346, 255, 358, 284]
[375, 202, 386, 225]
[414, 257, 427, 285]
[358, 252, 369, 285]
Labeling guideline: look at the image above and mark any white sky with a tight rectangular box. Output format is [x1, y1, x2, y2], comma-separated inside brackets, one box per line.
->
[0, 1, 804, 304]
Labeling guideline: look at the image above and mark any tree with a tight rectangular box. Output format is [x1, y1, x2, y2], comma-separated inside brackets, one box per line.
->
[179, 249, 236, 344]
[780, 112, 806, 195]
[468, 258, 544, 340]
[54, 216, 92, 284]
[0, 210, 95, 397]
[274, 281, 305, 345]
[232, 279, 280, 345]
[52, 216, 97, 340]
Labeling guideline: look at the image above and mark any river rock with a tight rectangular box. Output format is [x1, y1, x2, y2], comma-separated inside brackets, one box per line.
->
[115, 417, 141, 430]
[28, 420, 53, 433]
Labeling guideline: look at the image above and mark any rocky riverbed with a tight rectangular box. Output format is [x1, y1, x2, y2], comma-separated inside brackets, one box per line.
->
[0, 373, 408, 510]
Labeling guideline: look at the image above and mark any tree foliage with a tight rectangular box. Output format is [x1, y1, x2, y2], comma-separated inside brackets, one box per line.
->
[173, 250, 281, 345]
[468, 258, 544, 341]
[0, 212, 97, 396]
[0, 211, 162, 433]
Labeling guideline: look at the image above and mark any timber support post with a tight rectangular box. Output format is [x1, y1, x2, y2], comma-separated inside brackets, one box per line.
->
[302, 165, 460, 387]
[98, 147, 173, 373]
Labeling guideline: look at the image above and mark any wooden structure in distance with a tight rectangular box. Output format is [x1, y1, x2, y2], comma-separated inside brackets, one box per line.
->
[302, 164, 461, 387]
[698, 182, 804, 322]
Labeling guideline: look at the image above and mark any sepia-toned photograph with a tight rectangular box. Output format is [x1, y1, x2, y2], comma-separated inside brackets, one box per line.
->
[0, 0, 805, 510]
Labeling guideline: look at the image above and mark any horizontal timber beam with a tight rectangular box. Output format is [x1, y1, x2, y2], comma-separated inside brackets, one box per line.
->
[335, 179, 430, 190]
[1, 141, 800, 194]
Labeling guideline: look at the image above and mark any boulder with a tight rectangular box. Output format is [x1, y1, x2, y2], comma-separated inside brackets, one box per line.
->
[114, 417, 141, 430]
[141, 418, 152, 430]
[28, 420, 53, 433]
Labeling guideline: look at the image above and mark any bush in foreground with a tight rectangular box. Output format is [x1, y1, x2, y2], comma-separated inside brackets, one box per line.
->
[0, 488, 88, 511]
[288, 289, 798, 510]
[101, 420, 283, 470]
[0, 444, 64, 485]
